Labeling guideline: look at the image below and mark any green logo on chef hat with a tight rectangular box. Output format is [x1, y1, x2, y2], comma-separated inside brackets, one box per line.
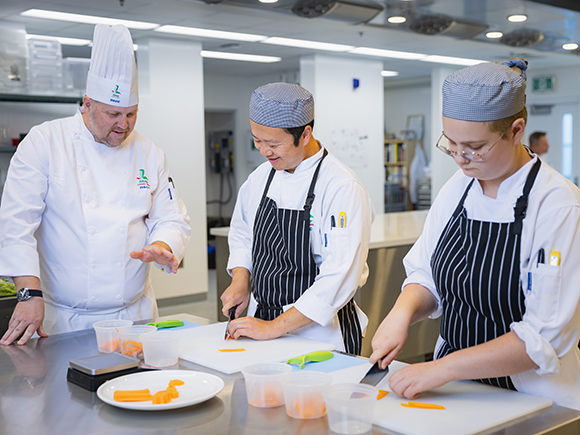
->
[112, 84, 121, 97]
[137, 169, 150, 190]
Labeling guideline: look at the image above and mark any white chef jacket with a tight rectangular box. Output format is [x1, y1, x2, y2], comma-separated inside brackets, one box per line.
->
[0, 111, 190, 334]
[403, 155, 580, 410]
[228, 146, 374, 350]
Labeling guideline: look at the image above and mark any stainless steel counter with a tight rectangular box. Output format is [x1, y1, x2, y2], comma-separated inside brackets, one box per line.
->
[1, 329, 579, 435]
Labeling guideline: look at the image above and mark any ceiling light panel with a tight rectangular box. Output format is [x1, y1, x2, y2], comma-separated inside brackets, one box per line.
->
[420, 55, 485, 66]
[26, 34, 91, 46]
[21, 9, 158, 29]
[562, 42, 578, 50]
[155, 25, 266, 42]
[261, 37, 353, 51]
[387, 16, 407, 24]
[200, 50, 281, 63]
[349, 47, 426, 60]
[485, 31, 503, 39]
[381, 70, 399, 77]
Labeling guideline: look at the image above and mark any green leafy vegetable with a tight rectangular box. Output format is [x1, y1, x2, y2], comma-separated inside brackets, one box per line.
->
[0, 279, 16, 297]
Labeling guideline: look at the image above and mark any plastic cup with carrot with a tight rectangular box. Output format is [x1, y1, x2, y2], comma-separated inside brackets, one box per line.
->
[93, 319, 133, 353]
[241, 362, 292, 408]
[283, 371, 331, 419]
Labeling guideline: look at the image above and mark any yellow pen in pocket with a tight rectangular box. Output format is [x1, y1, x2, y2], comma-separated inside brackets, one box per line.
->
[549, 250, 560, 266]
[338, 211, 347, 228]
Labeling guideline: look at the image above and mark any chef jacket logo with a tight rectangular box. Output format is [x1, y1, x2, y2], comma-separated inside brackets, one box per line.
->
[136, 169, 150, 189]
[309, 214, 314, 230]
[110, 84, 121, 104]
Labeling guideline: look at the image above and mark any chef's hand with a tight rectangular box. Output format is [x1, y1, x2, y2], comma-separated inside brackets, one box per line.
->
[0, 298, 48, 346]
[369, 310, 410, 369]
[221, 268, 251, 318]
[228, 317, 282, 341]
[130, 241, 179, 274]
[389, 360, 451, 399]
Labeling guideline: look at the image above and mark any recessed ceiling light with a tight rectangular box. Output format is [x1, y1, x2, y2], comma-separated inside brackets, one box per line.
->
[562, 42, 579, 50]
[155, 25, 266, 42]
[508, 14, 527, 23]
[485, 31, 503, 39]
[200, 51, 281, 63]
[349, 47, 426, 60]
[381, 70, 399, 77]
[259, 0, 279, 3]
[26, 34, 91, 46]
[420, 55, 485, 66]
[387, 16, 407, 24]
[21, 9, 158, 30]
[261, 37, 353, 51]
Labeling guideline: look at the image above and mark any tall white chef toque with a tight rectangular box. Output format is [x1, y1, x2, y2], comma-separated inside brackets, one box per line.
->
[85, 24, 138, 107]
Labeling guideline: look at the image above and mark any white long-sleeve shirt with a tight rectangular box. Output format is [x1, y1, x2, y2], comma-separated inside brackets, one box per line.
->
[228, 146, 374, 347]
[403, 155, 580, 410]
[0, 111, 191, 333]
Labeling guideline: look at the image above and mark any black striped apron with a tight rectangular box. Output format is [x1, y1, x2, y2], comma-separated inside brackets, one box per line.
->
[251, 149, 362, 354]
[431, 159, 541, 390]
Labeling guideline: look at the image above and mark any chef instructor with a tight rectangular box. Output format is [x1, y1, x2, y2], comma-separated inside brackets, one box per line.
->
[0, 24, 190, 345]
[221, 83, 373, 354]
[370, 59, 580, 410]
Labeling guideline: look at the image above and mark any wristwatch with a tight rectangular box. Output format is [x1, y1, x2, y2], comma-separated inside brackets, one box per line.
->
[16, 288, 43, 302]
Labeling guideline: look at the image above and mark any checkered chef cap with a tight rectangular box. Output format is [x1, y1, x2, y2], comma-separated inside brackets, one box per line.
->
[249, 82, 314, 128]
[442, 59, 527, 122]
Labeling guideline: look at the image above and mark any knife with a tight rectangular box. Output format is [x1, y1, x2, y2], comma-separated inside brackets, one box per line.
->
[360, 361, 389, 386]
[224, 305, 238, 340]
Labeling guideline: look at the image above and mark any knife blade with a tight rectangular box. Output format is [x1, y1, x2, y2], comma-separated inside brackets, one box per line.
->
[224, 305, 238, 340]
[360, 361, 389, 386]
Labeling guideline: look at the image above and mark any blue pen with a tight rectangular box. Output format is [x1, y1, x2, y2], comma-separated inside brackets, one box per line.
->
[527, 272, 532, 291]
[324, 233, 328, 247]
[330, 215, 336, 229]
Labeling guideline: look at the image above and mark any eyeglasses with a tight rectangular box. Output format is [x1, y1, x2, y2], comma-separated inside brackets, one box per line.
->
[436, 132, 502, 162]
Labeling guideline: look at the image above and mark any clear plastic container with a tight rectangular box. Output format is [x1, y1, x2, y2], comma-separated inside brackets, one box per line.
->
[93, 319, 133, 353]
[283, 371, 331, 419]
[323, 383, 378, 434]
[119, 325, 157, 359]
[141, 331, 180, 368]
[241, 362, 292, 408]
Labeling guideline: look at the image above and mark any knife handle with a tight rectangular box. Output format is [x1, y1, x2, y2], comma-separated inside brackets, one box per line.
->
[228, 305, 238, 320]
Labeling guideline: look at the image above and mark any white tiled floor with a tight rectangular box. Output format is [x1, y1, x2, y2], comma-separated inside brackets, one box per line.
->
[157, 269, 219, 322]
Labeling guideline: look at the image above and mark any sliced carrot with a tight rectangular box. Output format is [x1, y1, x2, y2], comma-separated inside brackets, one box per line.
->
[401, 401, 445, 410]
[168, 379, 185, 387]
[377, 390, 389, 400]
[152, 390, 171, 404]
[226, 336, 234, 341]
[288, 396, 326, 418]
[99, 337, 120, 353]
[218, 348, 246, 352]
[114, 389, 152, 402]
[166, 385, 179, 399]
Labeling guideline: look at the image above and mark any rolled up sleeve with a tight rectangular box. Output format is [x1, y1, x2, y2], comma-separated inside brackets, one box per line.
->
[511, 205, 580, 375]
[294, 180, 373, 326]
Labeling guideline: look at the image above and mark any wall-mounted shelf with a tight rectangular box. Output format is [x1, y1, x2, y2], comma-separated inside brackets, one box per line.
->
[0, 93, 81, 104]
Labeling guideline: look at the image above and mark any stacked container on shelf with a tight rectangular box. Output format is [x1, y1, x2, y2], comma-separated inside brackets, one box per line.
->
[27, 37, 63, 94]
[0, 26, 28, 94]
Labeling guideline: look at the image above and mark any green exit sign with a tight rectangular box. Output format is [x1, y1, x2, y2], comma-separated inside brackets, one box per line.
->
[532, 76, 556, 92]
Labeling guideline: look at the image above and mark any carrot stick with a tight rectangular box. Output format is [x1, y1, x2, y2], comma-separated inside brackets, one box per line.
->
[114, 389, 152, 402]
[166, 385, 179, 399]
[168, 379, 184, 387]
[152, 390, 171, 404]
[401, 401, 445, 410]
[377, 390, 389, 400]
[218, 348, 246, 352]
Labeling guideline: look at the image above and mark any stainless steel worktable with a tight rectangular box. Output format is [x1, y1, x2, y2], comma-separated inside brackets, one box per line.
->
[1, 328, 579, 435]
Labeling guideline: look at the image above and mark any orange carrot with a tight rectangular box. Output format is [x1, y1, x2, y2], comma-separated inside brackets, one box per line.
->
[152, 390, 171, 404]
[218, 348, 246, 352]
[166, 385, 179, 399]
[168, 379, 184, 387]
[401, 401, 445, 410]
[377, 390, 389, 400]
[114, 389, 152, 402]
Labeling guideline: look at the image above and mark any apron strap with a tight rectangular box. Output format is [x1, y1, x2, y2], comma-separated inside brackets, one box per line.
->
[302, 148, 328, 220]
[511, 158, 541, 235]
[453, 179, 475, 217]
[260, 167, 277, 201]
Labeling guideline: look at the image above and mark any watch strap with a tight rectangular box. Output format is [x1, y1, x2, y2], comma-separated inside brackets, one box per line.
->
[17, 288, 43, 301]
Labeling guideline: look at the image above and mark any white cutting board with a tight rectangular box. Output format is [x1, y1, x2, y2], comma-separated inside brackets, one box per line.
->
[331, 361, 553, 435]
[178, 322, 335, 374]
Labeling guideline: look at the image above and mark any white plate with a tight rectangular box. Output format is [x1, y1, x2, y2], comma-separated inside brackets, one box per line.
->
[97, 370, 224, 411]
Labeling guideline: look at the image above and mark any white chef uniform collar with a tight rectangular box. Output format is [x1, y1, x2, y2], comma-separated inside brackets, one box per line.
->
[85, 24, 138, 107]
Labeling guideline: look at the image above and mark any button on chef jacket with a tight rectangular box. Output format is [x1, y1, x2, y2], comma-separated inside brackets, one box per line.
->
[228, 146, 374, 350]
[0, 111, 191, 334]
[403, 156, 580, 410]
